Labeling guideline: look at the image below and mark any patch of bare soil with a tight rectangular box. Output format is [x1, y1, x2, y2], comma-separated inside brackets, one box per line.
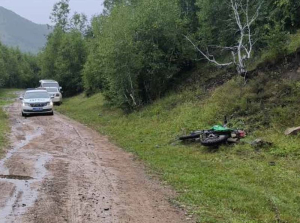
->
[0, 99, 192, 223]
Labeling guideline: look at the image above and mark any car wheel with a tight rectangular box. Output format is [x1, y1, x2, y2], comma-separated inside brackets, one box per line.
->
[50, 111, 54, 116]
[22, 112, 26, 117]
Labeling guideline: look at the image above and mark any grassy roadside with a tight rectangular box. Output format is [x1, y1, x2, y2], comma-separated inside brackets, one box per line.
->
[0, 89, 17, 157]
[57, 75, 300, 222]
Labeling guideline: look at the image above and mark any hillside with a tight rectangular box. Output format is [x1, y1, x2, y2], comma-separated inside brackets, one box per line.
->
[56, 49, 300, 222]
[0, 6, 50, 54]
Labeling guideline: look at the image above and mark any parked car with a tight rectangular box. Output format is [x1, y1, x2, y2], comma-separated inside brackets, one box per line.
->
[46, 87, 62, 105]
[39, 80, 62, 91]
[20, 89, 54, 116]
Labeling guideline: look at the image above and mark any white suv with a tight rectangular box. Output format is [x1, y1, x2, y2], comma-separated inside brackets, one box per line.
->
[39, 80, 62, 91]
[46, 87, 63, 105]
[20, 89, 54, 116]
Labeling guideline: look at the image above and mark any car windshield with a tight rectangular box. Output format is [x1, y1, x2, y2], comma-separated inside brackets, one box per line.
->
[43, 83, 59, 88]
[46, 88, 58, 93]
[24, 92, 50, 99]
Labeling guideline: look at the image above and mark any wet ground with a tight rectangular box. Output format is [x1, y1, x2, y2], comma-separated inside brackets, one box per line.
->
[0, 98, 191, 223]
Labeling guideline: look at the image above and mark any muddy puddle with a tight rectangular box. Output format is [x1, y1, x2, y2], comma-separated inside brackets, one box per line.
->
[0, 153, 52, 222]
[0, 111, 52, 222]
[0, 126, 44, 175]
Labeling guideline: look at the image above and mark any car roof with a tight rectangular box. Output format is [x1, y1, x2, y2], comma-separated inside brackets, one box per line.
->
[39, 80, 58, 83]
[25, 89, 48, 93]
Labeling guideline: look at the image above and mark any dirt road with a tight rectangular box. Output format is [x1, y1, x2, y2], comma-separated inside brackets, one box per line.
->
[0, 99, 191, 223]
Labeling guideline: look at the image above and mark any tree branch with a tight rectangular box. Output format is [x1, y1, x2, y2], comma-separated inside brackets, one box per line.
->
[184, 35, 233, 67]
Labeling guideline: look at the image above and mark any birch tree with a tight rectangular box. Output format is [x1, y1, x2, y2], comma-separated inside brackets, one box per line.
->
[186, 0, 262, 77]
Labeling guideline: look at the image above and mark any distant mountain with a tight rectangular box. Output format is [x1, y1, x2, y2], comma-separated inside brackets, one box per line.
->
[0, 6, 51, 54]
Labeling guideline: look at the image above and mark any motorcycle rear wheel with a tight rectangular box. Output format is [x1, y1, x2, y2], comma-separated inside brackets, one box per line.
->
[201, 134, 229, 146]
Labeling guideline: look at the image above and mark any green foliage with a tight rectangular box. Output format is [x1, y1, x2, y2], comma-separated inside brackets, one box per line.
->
[82, 30, 107, 96]
[196, 0, 235, 47]
[2, 0, 300, 103]
[50, 0, 70, 31]
[260, 24, 288, 61]
[254, 0, 300, 50]
[103, 0, 127, 13]
[0, 42, 40, 89]
[54, 30, 87, 96]
[83, 0, 194, 110]
[272, 0, 300, 30]
[179, 0, 199, 33]
[35, 0, 300, 109]
[40, 28, 87, 96]
[39, 0, 88, 96]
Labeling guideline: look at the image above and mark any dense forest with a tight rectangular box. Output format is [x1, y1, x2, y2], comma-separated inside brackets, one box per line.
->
[0, 0, 300, 109]
[0, 42, 40, 89]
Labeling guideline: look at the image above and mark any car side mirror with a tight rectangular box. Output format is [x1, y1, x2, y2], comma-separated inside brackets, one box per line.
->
[59, 87, 62, 90]
[19, 97, 23, 100]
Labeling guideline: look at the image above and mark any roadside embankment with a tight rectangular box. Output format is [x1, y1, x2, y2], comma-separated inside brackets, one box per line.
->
[57, 72, 300, 222]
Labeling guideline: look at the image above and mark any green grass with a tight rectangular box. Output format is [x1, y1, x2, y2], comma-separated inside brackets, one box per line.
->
[0, 89, 16, 157]
[57, 75, 300, 222]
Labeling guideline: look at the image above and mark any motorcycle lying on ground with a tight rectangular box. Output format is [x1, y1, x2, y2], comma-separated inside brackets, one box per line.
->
[179, 124, 246, 146]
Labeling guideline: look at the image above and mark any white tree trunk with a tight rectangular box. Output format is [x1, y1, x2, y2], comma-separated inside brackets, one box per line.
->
[186, 0, 262, 76]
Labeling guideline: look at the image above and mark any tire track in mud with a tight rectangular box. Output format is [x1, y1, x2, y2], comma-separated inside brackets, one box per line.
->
[0, 97, 193, 223]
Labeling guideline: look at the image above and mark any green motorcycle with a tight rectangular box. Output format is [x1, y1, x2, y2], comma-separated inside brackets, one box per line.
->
[179, 123, 246, 146]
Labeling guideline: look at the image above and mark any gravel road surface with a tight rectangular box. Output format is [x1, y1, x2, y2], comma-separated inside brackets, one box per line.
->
[0, 98, 191, 223]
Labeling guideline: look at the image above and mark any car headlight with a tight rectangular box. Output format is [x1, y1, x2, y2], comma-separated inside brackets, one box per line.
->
[23, 103, 30, 106]
[47, 102, 53, 106]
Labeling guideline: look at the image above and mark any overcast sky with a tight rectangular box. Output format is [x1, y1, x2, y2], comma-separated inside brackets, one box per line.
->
[0, 0, 104, 24]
